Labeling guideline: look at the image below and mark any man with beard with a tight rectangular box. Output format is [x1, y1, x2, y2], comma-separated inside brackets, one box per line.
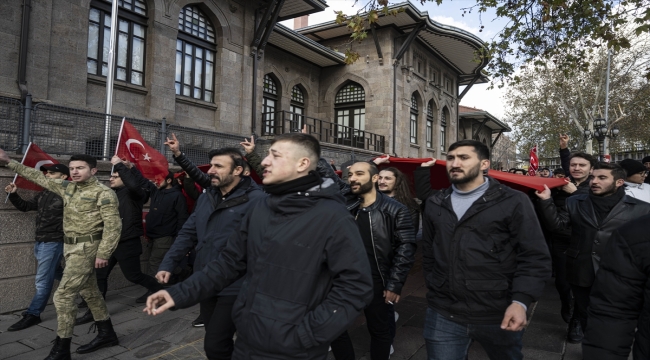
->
[418, 140, 550, 360]
[373, 155, 420, 231]
[536, 162, 650, 343]
[144, 133, 373, 359]
[158, 138, 265, 360]
[329, 162, 416, 360]
[75, 156, 163, 325]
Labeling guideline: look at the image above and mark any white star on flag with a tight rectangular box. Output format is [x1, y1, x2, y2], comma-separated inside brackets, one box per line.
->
[143, 153, 152, 162]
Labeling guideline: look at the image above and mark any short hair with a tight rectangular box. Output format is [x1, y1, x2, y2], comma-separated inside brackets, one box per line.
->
[594, 162, 626, 181]
[164, 171, 175, 183]
[69, 154, 97, 169]
[208, 147, 245, 171]
[553, 168, 565, 175]
[271, 133, 321, 168]
[448, 140, 490, 160]
[569, 152, 596, 168]
[541, 167, 550, 172]
[514, 169, 527, 175]
[352, 161, 378, 177]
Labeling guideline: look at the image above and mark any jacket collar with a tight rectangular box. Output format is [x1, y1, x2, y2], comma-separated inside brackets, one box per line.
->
[576, 193, 636, 228]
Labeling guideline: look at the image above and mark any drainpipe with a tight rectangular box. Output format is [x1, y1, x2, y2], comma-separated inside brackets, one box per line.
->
[392, 60, 398, 156]
[17, 0, 32, 101]
[20, 94, 32, 153]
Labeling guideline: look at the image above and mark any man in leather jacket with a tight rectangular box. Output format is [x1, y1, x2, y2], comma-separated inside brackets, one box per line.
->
[536, 162, 650, 344]
[330, 161, 416, 360]
[420, 140, 550, 360]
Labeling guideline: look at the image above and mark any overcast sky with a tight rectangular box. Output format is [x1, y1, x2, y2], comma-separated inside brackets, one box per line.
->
[280, 0, 510, 120]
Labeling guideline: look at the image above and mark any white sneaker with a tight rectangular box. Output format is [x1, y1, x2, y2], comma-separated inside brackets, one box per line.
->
[394, 311, 399, 322]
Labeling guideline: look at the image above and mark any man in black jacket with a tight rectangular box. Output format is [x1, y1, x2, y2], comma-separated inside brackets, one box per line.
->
[144, 133, 373, 359]
[5, 164, 68, 331]
[330, 161, 416, 360]
[582, 214, 650, 360]
[76, 156, 163, 324]
[160, 138, 265, 360]
[419, 140, 550, 360]
[121, 168, 189, 302]
[536, 162, 650, 344]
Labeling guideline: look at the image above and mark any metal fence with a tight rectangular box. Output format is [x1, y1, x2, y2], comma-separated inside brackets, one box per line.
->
[0, 97, 23, 151]
[166, 124, 245, 165]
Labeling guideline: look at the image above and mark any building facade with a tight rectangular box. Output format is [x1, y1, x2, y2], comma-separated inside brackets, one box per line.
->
[457, 105, 511, 164]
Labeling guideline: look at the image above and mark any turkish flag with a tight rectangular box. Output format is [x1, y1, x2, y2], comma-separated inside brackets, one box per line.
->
[528, 146, 539, 176]
[14, 143, 60, 191]
[115, 119, 169, 184]
[373, 157, 567, 194]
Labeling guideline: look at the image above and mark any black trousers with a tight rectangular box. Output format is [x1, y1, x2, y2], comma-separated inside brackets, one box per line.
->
[551, 240, 572, 308]
[96, 237, 162, 298]
[200, 295, 237, 360]
[331, 282, 393, 360]
[570, 284, 591, 329]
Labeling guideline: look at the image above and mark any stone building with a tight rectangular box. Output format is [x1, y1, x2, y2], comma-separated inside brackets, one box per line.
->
[0, 0, 490, 313]
[457, 105, 511, 161]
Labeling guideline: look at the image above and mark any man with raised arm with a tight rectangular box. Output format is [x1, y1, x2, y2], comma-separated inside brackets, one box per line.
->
[0, 148, 121, 360]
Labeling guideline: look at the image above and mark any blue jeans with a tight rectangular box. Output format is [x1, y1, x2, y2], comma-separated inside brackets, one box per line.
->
[26, 242, 64, 316]
[423, 308, 524, 360]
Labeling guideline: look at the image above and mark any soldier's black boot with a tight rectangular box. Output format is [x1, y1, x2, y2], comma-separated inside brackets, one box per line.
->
[76, 318, 119, 354]
[44, 337, 71, 360]
[75, 309, 94, 325]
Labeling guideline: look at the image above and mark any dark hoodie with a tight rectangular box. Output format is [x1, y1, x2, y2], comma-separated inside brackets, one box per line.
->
[166, 173, 373, 357]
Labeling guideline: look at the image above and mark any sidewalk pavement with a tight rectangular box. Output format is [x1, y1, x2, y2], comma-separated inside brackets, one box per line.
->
[0, 256, 603, 360]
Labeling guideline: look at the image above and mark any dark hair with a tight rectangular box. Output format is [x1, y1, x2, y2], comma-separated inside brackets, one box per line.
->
[448, 140, 490, 160]
[352, 161, 379, 177]
[164, 171, 175, 183]
[541, 167, 550, 172]
[381, 167, 419, 212]
[508, 168, 517, 173]
[514, 169, 527, 175]
[569, 152, 596, 168]
[553, 168, 565, 175]
[594, 162, 626, 181]
[271, 133, 321, 165]
[208, 147, 245, 171]
[69, 154, 97, 168]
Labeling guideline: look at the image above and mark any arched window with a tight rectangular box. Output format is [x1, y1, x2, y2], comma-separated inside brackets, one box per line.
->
[334, 82, 365, 146]
[440, 108, 448, 152]
[175, 5, 216, 102]
[87, 0, 147, 85]
[262, 74, 279, 134]
[290, 85, 305, 129]
[410, 95, 418, 144]
[426, 101, 434, 148]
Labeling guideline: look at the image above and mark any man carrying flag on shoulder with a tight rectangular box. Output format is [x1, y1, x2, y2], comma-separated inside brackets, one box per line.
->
[4, 144, 68, 332]
[0, 147, 122, 360]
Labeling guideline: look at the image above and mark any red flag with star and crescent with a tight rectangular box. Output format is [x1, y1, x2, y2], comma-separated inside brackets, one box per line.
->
[528, 145, 539, 176]
[115, 119, 169, 184]
[13, 142, 60, 191]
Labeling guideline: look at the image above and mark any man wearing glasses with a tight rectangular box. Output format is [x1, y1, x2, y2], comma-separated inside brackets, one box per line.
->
[619, 159, 650, 203]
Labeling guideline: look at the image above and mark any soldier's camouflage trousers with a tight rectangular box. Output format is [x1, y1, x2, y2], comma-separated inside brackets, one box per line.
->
[54, 241, 110, 338]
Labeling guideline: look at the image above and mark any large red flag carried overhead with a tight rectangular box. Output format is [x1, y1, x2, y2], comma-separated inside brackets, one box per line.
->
[13, 143, 60, 191]
[115, 119, 169, 184]
[528, 145, 539, 176]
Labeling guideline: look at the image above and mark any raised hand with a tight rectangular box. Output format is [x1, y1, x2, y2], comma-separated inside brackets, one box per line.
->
[164, 133, 182, 157]
[5, 183, 17, 194]
[559, 134, 569, 149]
[0, 147, 10, 165]
[421, 158, 437, 167]
[373, 154, 390, 165]
[534, 184, 552, 200]
[110, 155, 122, 166]
[240, 136, 255, 155]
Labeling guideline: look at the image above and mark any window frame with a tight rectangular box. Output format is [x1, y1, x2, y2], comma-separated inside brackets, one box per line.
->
[426, 102, 434, 148]
[87, 0, 147, 86]
[290, 85, 305, 130]
[334, 83, 366, 142]
[263, 74, 279, 135]
[440, 110, 447, 153]
[410, 95, 418, 144]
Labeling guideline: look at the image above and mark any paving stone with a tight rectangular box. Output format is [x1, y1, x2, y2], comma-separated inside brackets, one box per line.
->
[0, 343, 33, 360]
[3, 345, 50, 360]
[0, 323, 52, 346]
[113, 340, 174, 360]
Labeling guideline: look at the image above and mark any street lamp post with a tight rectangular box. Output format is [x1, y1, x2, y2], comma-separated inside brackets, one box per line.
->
[583, 118, 619, 161]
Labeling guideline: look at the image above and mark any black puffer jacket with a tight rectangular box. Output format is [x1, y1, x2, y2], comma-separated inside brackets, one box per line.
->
[537, 192, 650, 287]
[583, 215, 650, 360]
[422, 177, 551, 324]
[350, 191, 417, 294]
[9, 190, 64, 242]
[167, 177, 373, 356]
[113, 163, 149, 240]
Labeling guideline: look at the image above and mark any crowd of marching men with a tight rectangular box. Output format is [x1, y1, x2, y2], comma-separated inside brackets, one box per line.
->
[1, 128, 650, 360]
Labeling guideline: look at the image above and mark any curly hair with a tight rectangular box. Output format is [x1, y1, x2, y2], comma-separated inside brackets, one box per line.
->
[380, 167, 419, 212]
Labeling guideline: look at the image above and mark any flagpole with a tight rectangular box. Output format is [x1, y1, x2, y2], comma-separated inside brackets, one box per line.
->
[5, 142, 31, 203]
[111, 118, 126, 174]
[102, 0, 119, 159]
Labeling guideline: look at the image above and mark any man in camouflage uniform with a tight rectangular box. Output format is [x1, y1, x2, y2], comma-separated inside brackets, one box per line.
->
[0, 149, 121, 360]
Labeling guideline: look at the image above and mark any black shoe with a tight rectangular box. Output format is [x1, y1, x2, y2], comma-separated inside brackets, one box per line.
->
[191, 316, 204, 327]
[75, 309, 94, 326]
[560, 302, 572, 324]
[135, 291, 152, 304]
[77, 299, 87, 309]
[76, 319, 119, 354]
[44, 336, 71, 360]
[8, 313, 41, 331]
[567, 319, 584, 344]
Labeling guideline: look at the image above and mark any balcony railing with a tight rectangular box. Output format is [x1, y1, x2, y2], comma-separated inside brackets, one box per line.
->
[261, 110, 385, 153]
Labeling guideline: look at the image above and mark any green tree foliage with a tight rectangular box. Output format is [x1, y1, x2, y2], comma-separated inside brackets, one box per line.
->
[335, 0, 650, 84]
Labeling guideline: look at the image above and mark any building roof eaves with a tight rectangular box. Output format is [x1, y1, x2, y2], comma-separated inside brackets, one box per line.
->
[459, 110, 511, 132]
[278, 0, 329, 21]
[272, 23, 346, 65]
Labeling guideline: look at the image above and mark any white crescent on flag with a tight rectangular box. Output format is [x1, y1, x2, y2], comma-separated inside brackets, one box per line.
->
[34, 160, 55, 170]
[125, 139, 146, 159]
